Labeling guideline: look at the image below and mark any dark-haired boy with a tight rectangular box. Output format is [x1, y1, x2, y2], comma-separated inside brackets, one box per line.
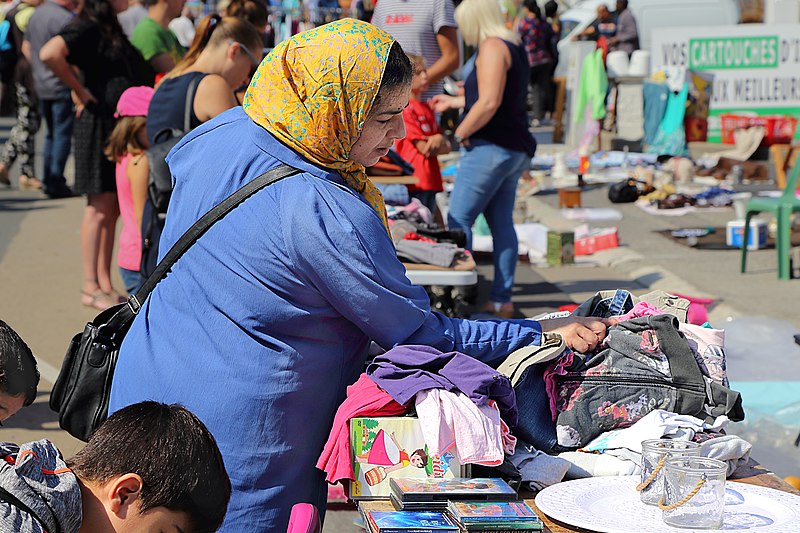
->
[0, 319, 39, 425]
[0, 401, 231, 533]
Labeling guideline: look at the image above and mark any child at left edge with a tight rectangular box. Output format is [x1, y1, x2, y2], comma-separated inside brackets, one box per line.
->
[393, 54, 451, 217]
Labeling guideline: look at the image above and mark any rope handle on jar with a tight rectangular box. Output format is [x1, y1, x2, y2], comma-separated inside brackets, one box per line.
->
[635, 456, 666, 492]
[658, 475, 707, 511]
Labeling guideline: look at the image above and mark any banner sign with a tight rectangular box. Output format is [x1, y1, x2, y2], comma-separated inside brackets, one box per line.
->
[651, 24, 800, 142]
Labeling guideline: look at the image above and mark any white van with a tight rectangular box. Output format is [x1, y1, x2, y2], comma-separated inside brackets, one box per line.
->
[555, 0, 740, 74]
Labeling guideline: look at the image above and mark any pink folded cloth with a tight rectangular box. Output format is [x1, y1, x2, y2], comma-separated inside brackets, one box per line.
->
[316, 373, 407, 483]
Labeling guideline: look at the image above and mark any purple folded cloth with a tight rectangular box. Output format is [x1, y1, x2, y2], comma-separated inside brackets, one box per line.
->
[366, 344, 518, 427]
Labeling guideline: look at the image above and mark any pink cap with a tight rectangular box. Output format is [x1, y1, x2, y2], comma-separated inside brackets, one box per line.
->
[115, 86, 154, 118]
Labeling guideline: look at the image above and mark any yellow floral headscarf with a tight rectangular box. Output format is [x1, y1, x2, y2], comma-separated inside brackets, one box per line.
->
[243, 19, 396, 231]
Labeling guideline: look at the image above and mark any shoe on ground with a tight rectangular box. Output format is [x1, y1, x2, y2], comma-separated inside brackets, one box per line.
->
[19, 175, 43, 190]
[45, 184, 75, 199]
[481, 301, 515, 319]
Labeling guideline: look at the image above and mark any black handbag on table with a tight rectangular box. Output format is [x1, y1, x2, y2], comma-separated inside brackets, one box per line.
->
[50, 164, 299, 441]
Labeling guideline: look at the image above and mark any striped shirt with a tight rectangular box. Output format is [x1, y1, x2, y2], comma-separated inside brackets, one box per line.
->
[372, 0, 457, 102]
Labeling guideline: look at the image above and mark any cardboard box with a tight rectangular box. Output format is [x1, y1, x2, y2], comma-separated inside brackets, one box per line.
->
[575, 227, 620, 256]
[349, 416, 462, 499]
[726, 219, 767, 250]
[547, 231, 575, 266]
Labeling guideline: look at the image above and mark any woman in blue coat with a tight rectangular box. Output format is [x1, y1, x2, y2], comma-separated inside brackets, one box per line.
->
[109, 19, 610, 531]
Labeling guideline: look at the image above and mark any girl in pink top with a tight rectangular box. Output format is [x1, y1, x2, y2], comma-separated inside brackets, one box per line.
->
[104, 86, 154, 297]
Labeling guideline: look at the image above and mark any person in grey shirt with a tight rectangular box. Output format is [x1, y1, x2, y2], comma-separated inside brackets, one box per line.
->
[22, 0, 76, 197]
[372, 0, 459, 102]
[118, 0, 148, 38]
[609, 0, 638, 56]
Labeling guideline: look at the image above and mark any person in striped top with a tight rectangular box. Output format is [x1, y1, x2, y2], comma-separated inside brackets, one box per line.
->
[372, 0, 460, 102]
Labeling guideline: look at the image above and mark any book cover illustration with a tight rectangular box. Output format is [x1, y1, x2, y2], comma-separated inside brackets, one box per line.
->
[368, 511, 458, 531]
[448, 500, 540, 522]
[350, 417, 459, 499]
[391, 478, 516, 501]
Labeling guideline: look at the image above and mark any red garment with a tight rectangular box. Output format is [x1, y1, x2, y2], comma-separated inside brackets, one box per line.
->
[394, 99, 443, 193]
[316, 373, 407, 483]
[403, 232, 436, 244]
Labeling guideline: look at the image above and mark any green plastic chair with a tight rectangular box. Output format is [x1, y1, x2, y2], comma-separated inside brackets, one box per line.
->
[740, 158, 800, 280]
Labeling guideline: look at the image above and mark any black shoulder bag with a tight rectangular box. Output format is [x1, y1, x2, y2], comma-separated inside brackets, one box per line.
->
[50, 164, 299, 441]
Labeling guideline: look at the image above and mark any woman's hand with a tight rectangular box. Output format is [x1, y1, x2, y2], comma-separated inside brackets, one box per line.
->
[71, 86, 96, 118]
[538, 316, 616, 353]
[429, 94, 464, 114]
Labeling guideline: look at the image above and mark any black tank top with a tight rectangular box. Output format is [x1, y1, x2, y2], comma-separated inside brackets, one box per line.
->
[463, 39, 536, 156]
[146, 71, 208, 145]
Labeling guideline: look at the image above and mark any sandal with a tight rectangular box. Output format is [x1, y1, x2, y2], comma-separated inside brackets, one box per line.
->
[81, 290, 120, 311]
[19, 176, 43, 190]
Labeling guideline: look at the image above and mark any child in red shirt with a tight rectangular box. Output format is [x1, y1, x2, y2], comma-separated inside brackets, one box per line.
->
[394, 54, 451, 216]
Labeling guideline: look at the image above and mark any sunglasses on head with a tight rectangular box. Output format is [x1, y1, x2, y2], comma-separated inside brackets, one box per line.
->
[234, 41, 261, 68]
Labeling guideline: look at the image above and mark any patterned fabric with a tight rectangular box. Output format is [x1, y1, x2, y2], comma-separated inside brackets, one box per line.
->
[0, 82, 40, 177]
[243, 18, 395, 230]
[550, 314, 743, 449]
[518, 15, 553, 68]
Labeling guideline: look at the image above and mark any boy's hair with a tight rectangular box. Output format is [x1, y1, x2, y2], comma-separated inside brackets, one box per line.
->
[67, 402, 231, 532]
[407, 54, 427, 75]
[104, 116, 148, 162]
[0, 320, 39, 406]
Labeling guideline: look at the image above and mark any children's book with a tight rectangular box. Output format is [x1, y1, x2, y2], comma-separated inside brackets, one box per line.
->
[390, 478, 517, 502]
[367, 511, 459, 533]
[447, 501, 541, 523]
[351, 417, 462, 499]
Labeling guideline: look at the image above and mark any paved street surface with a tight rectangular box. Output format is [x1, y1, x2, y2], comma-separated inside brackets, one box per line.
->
[1, 155, 798, 532]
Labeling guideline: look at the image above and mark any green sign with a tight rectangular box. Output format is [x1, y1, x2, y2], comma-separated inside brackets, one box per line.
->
[689, 37, 779, 70]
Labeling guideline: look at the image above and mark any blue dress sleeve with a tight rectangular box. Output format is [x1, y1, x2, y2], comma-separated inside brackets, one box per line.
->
[283, 180, 544, 367]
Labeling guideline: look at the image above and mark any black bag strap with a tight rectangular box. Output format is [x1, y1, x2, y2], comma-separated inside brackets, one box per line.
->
[0, 486, 56, 533]
[103, 164, 299, 335]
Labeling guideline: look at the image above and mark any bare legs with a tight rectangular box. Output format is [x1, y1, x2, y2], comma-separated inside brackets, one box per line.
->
[81, 192, 121, 309]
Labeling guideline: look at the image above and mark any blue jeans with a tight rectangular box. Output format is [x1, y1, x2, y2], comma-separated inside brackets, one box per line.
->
[448, 141, 529, 304]
[119, 267, 143, 296]
[410, 190, 438, 216]
[39, 97, 74, 193]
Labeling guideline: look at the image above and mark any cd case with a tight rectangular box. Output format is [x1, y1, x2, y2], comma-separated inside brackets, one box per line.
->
[367, 511, 459, 532]
[448, 500, 542, 525]
[390, 477, 517, 502]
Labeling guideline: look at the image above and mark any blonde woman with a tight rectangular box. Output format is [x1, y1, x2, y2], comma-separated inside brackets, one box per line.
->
[431, 0, 536, 319]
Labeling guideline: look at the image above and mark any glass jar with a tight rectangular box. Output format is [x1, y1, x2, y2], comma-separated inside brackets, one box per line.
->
[637, 439, 701, 505]
[661, 456, 727, 529]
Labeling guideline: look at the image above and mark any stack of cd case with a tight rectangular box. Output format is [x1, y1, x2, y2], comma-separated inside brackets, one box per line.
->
[389, 478, 517, 511]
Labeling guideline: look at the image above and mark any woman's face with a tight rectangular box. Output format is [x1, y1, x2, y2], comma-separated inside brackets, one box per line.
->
[222, 41, 263, 90]
[350, 85, 410, 167]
